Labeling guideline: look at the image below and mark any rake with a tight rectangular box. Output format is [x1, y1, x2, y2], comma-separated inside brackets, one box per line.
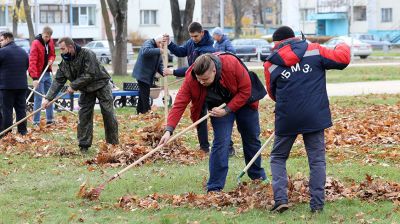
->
[0, 91, 69, 137]
[237, 131, 275, 185]
[85, 103, 227, 200]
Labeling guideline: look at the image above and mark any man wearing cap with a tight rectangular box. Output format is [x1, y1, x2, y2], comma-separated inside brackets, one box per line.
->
[132, 35, 165, 114]
[211, 27, 236, 53]
[264, 26, 350, 213]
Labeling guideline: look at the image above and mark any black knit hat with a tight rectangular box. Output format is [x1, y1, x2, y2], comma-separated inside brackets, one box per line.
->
[272, 26, 295, 41]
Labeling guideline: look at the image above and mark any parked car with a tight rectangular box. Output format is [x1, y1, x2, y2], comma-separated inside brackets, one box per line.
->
[323, 36, 372, 59]
[14, 38, 30, 55]
[351, 34, 392, 50]
[83, 40, 134, 64]
[231, 38, 272, 62]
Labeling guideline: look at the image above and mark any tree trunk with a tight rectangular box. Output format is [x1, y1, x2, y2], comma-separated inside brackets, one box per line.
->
[106, 0, 128, 76]
[100, 0, 114, 54]
[12, 0, 22, 37]
[258, 0, 264, 25]
[232, 0, 243, 38]
[170, 0, 195, 68]
[23, 0, 35, 43]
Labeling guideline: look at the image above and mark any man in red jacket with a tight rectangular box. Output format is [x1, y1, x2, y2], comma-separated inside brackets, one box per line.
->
[159, 53, 266, 192]
[28, 26, 56, 126]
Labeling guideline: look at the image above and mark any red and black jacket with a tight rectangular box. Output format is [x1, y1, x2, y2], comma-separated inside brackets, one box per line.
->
[264, 38, 350, 136]
[167, 53, 258, 131]
[28, 34, 56, 80]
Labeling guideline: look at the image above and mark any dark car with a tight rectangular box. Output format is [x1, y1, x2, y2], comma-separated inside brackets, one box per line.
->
[231, 38, 272, 62]
[14, 38, 30, 54]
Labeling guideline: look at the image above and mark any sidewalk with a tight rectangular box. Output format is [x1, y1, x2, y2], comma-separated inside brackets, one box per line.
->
[151, 80, 400, 107]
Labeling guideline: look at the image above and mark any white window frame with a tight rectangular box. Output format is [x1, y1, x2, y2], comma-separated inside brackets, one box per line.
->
[140, 10, 157, 25]
[381, 8, 392, 23]
[72, 5, 96, 26]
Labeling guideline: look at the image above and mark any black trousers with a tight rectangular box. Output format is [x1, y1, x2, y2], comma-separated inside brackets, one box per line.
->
[137, 81, 151, 114]
[0, 89, 27, 136]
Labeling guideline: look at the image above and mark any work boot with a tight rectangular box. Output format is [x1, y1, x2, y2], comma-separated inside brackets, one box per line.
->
[311, 207, 324, 214]
[79, 146, 89, 153]
[270, 202, 289, 213]
[228, 147, 236, 157]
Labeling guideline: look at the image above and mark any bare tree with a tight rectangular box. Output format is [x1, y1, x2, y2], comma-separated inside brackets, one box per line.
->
[100, 0, 114, 54]
[12, 0, 22, 37]
[232, 0, 244, 38]
[22, 0, 35, 43]
[258, 0, 264, 25]
[101, 0, 128, 76]
[169, 0, 195, 67]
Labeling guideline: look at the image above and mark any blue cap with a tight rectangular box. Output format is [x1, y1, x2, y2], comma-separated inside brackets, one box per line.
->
[212, 27, 223, 36]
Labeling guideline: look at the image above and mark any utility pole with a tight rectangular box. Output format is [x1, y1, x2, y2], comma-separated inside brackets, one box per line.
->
[62, 0, 65, 36]
[220, 0, 224, 30]
[34, 0, 39, 34]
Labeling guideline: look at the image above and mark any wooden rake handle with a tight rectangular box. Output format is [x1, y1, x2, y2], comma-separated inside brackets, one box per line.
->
[26, 64, 50, 103]
[27, 87, 77, 116]
[105, 103, 227, 184]
[0, 91, 69, 136]
[237, 131, 275, 179]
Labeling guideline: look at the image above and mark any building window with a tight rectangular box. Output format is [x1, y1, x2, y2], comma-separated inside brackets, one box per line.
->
[0, 7, 6, 26]
[265, 7, 273, 14]
[300, 8, 315, 21]
[40, 5, 69, 24]
[381, 8, 392, 22]
[140, 10, 157, 25]
[353, 6, 366, 21]
[72, 6, 96, 26]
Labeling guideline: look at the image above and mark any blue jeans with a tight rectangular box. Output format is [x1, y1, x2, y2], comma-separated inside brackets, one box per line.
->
[33, 72, 53, 124]
[270, 130, 326, 210]
[207, 106, 266, 191]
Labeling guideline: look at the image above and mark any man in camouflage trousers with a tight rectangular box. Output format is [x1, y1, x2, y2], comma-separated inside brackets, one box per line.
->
[43, 37, 118, 152]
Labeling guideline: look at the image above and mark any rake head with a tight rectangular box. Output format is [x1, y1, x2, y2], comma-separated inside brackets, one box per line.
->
[77, 181, 105, 201]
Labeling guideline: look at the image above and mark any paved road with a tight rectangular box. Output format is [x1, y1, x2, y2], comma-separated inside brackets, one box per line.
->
[152, 80, 400, 107]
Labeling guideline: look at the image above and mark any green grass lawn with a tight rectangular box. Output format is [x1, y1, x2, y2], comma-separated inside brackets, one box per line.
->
[1, 94, 399, 223]
[108, 65, 400, 90]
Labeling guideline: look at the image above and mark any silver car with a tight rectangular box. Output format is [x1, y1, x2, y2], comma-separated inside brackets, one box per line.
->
[323, 36, 372, 59]
[83, 40, 134, 64]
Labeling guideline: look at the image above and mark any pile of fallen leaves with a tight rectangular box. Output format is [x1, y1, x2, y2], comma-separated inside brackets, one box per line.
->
[86, 115, 207, 166]
[327, 104, 400, 148]
[115, 175, 399, 213]
[0, 115, 77, 157]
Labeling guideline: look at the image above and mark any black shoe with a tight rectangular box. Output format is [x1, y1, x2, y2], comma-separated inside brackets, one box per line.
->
[228, 148, 236, 157]
[79, 146, 89, 153]
[311, 207, 323, 213]
[46, 121, 54, 125]
[270, 202, 289, 213]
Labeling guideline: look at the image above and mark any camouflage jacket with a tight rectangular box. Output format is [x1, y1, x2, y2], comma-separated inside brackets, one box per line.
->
[46, 47, 110, 100]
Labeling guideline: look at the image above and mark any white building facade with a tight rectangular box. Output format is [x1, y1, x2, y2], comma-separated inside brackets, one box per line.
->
[0, 0, 103, 40]
[127, 0, 202, 39]
[0, 0, 202, 41]
[281, 0, 400, 40]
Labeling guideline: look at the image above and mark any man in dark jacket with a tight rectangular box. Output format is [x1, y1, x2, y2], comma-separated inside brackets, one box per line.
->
[29, 26, 56, 126]
[159, 53, 266, 192]
[132, 36, 164, 114]
[43, 37, 119, 152]
[264, 26, 350, 213]
[163, 22, 235, 155]
[211, 27, 236, 53]
[0, 32, 29, 137]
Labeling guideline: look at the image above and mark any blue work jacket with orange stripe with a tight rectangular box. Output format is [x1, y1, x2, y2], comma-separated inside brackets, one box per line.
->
[264, 38, 350, 136]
